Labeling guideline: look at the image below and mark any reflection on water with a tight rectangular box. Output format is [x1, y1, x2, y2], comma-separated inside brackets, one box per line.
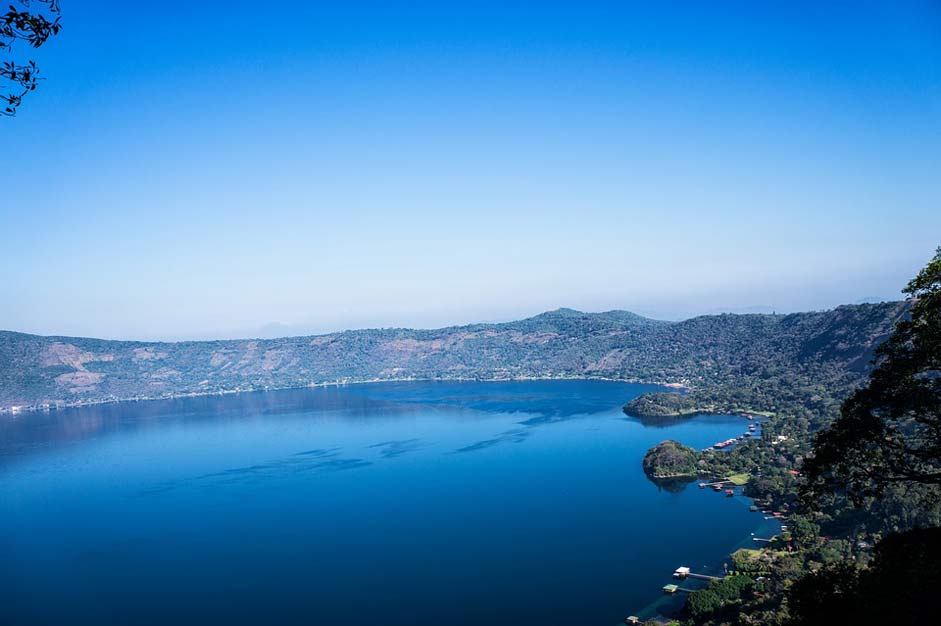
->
[0, 386, 415, 467]
[649, 475, 699, 494]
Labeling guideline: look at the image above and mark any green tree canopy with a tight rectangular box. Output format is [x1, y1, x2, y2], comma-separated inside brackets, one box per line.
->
[803, 247, 941, 504]
[788, 527, 941, 626]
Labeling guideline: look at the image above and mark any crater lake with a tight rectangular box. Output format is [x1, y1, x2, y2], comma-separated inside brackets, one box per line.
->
[0, 380, 777, 625]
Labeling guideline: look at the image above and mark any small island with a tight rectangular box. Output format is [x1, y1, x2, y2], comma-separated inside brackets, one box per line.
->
[642, 440, 700, 479]
[623, 391, 701, 419]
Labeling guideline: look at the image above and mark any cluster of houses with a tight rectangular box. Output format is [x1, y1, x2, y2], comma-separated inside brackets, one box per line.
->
[712, 422, 759, 450]
[1, 402, 62, 415]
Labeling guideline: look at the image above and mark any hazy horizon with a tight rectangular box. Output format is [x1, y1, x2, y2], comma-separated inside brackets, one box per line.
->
[0, 296, 907, 343]
[4, 1, 939, 340]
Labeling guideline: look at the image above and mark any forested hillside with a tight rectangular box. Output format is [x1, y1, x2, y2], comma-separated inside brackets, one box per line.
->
[0, 302, 908, 411]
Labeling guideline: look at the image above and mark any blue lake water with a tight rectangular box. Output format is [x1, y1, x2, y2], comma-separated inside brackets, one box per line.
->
[0, 380, 774, 626]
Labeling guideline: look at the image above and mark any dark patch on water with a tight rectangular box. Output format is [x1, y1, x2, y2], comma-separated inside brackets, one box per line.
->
[455, 428, 531, 453]
[368, 439, 422, 458]
[137, 449, 372, 496]
[293, 447, 341, 457]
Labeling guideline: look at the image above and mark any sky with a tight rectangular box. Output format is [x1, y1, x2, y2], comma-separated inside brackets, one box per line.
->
[2, 1, 940, 340]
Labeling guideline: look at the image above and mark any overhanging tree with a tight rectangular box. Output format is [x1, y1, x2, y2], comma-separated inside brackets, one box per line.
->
[803, 247, 941, 504]
[2, 0, 61, 116]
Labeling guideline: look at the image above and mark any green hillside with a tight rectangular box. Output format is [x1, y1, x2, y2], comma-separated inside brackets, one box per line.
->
[0, 301, 908, 413]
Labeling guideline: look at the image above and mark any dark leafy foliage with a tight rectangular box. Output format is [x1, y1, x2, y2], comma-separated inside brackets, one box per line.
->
[772, 249, 941, 626]
[648, 250, 941, 626]
[788, 527, 941, 626]
[804, 248, 941, 504]
[1, 0, 61, 116]
[686, 575, 756, 622]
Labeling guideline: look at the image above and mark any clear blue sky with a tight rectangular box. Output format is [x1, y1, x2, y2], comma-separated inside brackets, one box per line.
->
[3, 1, 940, 340]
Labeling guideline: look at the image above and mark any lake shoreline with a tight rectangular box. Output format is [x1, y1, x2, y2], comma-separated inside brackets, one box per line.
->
[2, 379, 766, 626]
[2, 374, 691, 416]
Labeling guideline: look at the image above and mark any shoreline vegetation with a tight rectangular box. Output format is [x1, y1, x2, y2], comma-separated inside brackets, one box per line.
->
[628, 251, 941, 626]
[623, 392, 774, 422]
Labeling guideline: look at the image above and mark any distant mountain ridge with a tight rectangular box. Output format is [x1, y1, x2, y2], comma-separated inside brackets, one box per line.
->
[0, 302, 909, 411]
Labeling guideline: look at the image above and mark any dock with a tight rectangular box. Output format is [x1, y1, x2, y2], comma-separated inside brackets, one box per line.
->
[625, 564, 721, 620]
[699, 480, 733, 491]
[674, 566, 723, 581]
